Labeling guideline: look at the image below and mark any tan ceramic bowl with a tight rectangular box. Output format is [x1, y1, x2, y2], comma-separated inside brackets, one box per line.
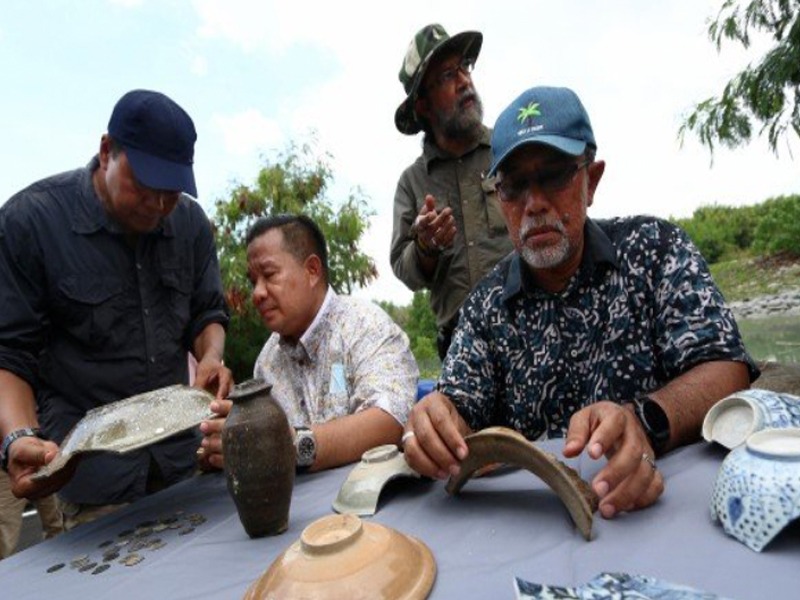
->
[243, 514, 436, 600]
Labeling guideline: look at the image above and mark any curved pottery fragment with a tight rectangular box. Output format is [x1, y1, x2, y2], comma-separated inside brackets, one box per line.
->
[32, 384, 215, 482]
[445, 427, 599, 540]
[332, 444, 420, 516]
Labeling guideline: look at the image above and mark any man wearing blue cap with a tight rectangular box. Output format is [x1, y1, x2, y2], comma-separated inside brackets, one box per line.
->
[390, 24, 513, 361]
[0, 90, 231, 534]
[402, 86, 758, 518]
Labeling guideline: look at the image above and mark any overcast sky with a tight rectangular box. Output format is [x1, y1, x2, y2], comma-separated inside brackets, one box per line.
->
[1, 0, 797, 305]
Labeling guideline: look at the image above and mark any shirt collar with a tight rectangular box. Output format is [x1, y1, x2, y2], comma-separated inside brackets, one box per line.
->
[422, 125, 492, 173]
[70, 155, 174, 238]
[278, 287, 335, 362]
[501, 218, 619, 302]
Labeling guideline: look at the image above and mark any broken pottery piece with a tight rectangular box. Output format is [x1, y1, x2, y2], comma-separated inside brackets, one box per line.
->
[332, 444, 420, 516]
[710, 427, 800, 552]
[702, 389, 800, 450]
[445, 427, 599, 540]
[244, 514, 436, 600]
[32, 385, 215, 481]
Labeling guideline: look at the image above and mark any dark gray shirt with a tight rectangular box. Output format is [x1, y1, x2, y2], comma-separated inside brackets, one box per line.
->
[440, 216, 758, 439]
[0, 158, 228, 504]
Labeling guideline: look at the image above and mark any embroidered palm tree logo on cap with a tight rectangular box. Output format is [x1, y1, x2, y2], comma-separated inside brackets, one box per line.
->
[517, 102, 541, 125]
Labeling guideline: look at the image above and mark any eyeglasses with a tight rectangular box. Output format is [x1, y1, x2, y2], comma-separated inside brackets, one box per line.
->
[495, 159, 592, 203]
[427, 57, 475, 90]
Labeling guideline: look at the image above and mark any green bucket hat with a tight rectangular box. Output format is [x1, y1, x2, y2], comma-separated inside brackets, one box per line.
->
[395, 24, 482, 135]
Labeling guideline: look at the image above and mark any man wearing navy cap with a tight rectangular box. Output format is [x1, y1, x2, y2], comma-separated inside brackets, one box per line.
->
[0, 90, 231, 535]
[402, 86, 758, 518]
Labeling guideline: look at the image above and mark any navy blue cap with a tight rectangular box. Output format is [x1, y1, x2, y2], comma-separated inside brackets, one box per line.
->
[488, 86, 596, 177]
[107, 90, 198, 197]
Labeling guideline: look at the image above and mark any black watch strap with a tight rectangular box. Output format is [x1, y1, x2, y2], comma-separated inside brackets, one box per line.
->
[1, 428, 46, 472]
[630, 396, 670, 454]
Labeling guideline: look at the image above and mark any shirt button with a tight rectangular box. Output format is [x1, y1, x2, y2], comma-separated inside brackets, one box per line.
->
[136, 263, 142, 270]
[144, 309, 149, 316]
[570, 350, 578, 358]
[150, 356, 156, 363]
[468, 242, 475, 247]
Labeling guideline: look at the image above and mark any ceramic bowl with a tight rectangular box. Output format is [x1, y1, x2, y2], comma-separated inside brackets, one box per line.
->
[243, 514, 436, 599]
[332, 445, 420, 516]
[710, 427, 800, 552]
[702, 389, 800, 449]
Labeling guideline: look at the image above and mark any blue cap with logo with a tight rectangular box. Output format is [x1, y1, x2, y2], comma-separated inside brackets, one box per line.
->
[108, 90, 198, 197]
[487, 86, 596, 177]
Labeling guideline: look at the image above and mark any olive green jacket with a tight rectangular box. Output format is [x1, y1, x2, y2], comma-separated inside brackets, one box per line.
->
[390, 126, 514, 328]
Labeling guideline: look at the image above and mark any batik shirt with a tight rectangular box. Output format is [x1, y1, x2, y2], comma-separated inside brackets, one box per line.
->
[439, 216, 758, 440]
[253, 290, 418, 427]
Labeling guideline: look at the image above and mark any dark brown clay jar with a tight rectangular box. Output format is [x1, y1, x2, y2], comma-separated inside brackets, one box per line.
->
[222, 379, 295, 538]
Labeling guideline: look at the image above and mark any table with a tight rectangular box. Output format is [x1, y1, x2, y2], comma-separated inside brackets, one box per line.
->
[2, 440, 798, 599]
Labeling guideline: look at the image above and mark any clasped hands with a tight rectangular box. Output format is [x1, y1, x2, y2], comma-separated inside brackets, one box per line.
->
[402, 392, 664, 519]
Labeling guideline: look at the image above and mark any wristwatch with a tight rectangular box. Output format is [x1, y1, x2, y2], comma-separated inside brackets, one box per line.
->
[629, 396, 670, 454]
[1, 427, 46, 472]
[295, 427, 317, 470]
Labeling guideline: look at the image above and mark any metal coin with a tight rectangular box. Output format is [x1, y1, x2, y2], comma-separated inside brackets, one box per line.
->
[118, 529, 134, 538]
[47, 563, 65, 573]
[98, 540, 114, 548]
[149, 541, 166, 551]
[102, 551, 120, 562]
[168, 522, 181, 530]
[134, 527, 153, 538]
[70, 554, 89, 563]
[178, 527, 195, 536]
[79, 562, 99, 573]
[152, 523, 168, 532]
[121, 554, 144, 566]
[161, 516, 178, 524]
[92, 564, 111, 575]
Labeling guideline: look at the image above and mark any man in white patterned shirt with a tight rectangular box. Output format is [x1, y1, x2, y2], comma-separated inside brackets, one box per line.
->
[200, 214, 418, 471]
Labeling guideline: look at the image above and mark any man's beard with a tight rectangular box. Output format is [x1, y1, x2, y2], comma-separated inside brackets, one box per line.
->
[436, 89, 484, 142]
[518, 216, 570, 269]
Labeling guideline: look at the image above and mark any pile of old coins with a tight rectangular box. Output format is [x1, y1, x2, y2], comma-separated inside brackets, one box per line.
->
[46, 509, 208, 575]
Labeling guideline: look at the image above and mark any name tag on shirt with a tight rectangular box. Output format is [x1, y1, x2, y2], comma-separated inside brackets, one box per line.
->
[329, 363, 348, 396]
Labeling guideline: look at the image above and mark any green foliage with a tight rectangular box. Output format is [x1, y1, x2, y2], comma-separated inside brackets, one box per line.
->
[679, 0, 800, 155]
[378, 291, 441, 379]
[673, 203, 761, 262]
[213, 140, 377, 381]
[752, 195, 800, 254]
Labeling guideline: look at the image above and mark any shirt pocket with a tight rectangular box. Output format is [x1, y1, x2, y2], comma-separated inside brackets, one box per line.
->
[55, 277, 129, 353]
[481, 178, 508, 236]
[160, 269, 193, 343]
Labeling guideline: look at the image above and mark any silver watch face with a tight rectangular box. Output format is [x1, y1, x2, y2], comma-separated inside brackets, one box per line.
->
[296, 431, 316, 467]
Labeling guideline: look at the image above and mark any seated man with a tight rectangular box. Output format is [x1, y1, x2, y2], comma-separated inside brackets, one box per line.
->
[201, 214, 418, 471]
[403, 85, 757, 519]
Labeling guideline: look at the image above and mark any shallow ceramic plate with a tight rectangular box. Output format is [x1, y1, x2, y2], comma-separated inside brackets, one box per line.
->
[332, 444, 420, 516]
[244, 513, 436, 600]
[31, 384, 215, 481]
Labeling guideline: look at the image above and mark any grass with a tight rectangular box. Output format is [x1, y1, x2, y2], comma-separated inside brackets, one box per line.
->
[710, 253, 800, 302]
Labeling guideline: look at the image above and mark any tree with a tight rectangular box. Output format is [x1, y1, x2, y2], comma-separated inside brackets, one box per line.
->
[212, 141, 377, 381]
[680, 0, 800, 155]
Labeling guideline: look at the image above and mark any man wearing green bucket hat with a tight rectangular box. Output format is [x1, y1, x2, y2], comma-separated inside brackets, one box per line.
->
[390, 24, 513, 361]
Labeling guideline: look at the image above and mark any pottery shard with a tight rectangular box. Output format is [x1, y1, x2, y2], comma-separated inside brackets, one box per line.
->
[445, 427, 599, 540]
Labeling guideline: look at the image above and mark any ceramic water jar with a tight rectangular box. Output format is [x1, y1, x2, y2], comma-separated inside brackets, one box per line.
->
[702, 389, 800, 449]
[710, 427, 800, 551]
[222, 379, 295, 538]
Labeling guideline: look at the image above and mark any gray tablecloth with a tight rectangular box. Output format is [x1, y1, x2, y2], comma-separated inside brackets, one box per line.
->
[1, 440, 798, 599]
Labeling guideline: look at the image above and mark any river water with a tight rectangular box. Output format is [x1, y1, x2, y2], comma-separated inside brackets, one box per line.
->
[737, 315, 800, 363]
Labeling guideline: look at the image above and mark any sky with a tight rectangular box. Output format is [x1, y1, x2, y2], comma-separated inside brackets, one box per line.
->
[1, 0, 798, 306]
